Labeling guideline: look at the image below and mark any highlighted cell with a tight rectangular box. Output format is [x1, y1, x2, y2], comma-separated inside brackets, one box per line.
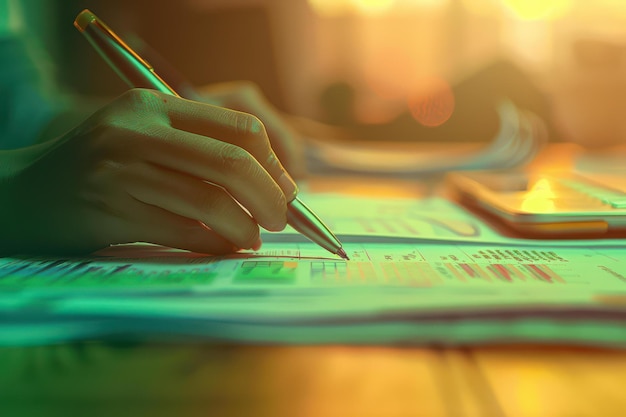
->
[235, 261, 297, 284]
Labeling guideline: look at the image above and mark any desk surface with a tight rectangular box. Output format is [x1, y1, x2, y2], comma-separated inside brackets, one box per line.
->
[2, 343, 625, 416]
[2, 143, 626, 416]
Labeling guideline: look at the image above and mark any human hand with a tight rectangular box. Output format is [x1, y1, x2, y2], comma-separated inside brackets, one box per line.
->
[2, 89, 298, 256]
[197, 81, 306, 178]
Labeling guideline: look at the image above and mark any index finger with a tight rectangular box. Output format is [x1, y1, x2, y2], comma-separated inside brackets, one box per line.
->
[161, 94, 298, 200]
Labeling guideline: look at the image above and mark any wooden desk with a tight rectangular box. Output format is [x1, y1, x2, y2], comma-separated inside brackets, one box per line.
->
[2, 343, 625, 416]
[2, 143, 625, 416]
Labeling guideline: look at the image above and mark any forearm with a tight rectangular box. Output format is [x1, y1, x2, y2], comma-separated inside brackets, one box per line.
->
[0, 35, 102, 149]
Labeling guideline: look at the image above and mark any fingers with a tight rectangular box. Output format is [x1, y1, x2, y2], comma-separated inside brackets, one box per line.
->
[82, 89, 300, 252]
[122, 161, 266, 249]
[159, 94, 298, 200]
[252, 111, 305, 179]
[112, 196, 239, 255]
[141, 127, 288, 231]
[206, 82, 306, 178]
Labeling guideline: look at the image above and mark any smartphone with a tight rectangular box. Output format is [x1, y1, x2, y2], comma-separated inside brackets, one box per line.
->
[446, 169, 626, 237]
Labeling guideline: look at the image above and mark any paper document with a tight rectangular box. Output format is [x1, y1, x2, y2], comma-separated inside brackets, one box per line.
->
[2, 242, 626, 347]
[3, 192, 626, 347]
[268, 194, 626, 247]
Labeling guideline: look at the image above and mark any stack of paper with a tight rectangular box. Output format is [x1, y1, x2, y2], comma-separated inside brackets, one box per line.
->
[306, 101, 546, 176]
[2, 196, 626, 346]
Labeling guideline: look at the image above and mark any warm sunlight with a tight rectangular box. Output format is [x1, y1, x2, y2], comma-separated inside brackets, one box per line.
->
[352, 0, 396, 16]
[308, 0, 395, 17]
[308, 0, 448, 17]
[521, 178, 557, 213]
[500, 0, 571, 20]
[407, 76, 455, 127]
[528, 179, 557, 199]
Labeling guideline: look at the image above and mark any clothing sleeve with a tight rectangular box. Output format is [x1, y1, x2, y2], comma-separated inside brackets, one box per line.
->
[0, 36, 58, 149]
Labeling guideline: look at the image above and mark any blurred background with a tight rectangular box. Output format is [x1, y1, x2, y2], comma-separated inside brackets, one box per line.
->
[16, 0, 626, 147]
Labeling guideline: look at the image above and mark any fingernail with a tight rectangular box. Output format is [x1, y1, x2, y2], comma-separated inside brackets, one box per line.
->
[252, 237, 262, 251]
[277, 171, 298, 202]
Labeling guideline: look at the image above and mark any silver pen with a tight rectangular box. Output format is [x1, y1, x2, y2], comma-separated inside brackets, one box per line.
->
[74, 9, 349, 260]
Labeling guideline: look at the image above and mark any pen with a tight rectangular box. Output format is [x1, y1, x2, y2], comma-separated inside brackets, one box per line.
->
[73, 9, 349, 260]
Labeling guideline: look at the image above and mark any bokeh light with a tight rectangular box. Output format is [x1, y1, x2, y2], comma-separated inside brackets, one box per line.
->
[500, 0, 571, 20]
[521, 179, 557, 213]
[308, 0, 396, 17]
[352, 0, 396, 16]
[308, 0, 448, 17]
[407, 77, 455, 127]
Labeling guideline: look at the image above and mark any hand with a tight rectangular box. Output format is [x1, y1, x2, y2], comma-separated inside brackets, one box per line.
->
[198, 81, 306, 178]
[1, 89, 298, 256]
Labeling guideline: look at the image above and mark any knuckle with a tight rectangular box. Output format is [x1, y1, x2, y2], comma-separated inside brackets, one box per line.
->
[94, 92, 166, 142]
[120, 88, 167, 114]
[216, 143, 255, 174]
[233, 111, 266, 140]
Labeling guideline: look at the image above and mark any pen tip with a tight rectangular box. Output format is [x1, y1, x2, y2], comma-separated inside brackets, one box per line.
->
[337, 248, 349, 261]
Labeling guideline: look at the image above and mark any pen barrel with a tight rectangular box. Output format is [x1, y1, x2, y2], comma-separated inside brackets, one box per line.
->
[286, 198, 342, 255]
[81, 23, 178, 96]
